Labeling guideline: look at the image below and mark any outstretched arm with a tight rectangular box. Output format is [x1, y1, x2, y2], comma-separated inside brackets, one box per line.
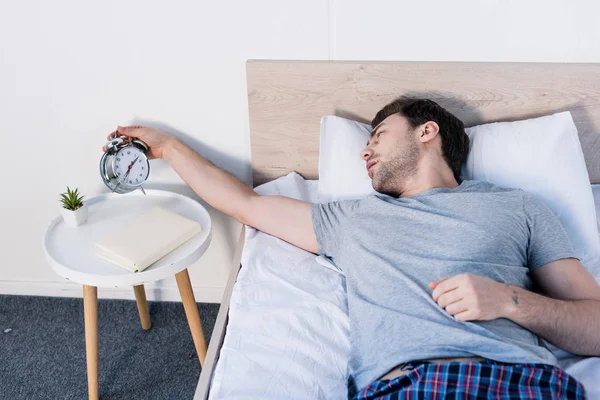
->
[105, 126, 318, 254]
[164, 138, 318, 254]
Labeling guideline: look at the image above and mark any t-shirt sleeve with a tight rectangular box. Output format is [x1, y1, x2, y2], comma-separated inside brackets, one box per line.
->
[522, 191, 579, 270]
[311, 200, 360, 258]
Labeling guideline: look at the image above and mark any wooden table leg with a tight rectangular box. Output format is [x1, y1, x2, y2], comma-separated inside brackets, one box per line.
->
[83, 285, 99, 400]
[133, 284, 152, 330]
[175, 269, 207, 366]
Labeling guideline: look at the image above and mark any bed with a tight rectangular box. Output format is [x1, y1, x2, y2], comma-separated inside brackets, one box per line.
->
[195, 61, 600, 399]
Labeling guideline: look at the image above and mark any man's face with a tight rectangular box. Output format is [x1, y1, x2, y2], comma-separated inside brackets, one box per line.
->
[361, 113, 420, 197]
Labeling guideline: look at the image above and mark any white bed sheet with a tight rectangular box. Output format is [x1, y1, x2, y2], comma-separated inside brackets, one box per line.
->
[209, 173, 349, 399]
[208, 172, 600, 399]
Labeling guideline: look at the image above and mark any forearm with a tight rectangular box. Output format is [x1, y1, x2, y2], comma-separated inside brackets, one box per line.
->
[505, 285, 600, 356]
[163, 138, 256, 222]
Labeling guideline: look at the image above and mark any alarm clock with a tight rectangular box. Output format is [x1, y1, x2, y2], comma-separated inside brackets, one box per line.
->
[100, 135, 150, 194]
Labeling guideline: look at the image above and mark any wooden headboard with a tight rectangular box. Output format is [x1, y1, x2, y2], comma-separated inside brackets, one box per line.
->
[246, 60, 600, 187]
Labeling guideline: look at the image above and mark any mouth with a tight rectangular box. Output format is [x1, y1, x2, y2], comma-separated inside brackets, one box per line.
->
[366, 160, 378, 177]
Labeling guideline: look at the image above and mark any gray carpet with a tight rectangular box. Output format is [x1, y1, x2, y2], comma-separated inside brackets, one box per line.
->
[0, 294, 220, 400]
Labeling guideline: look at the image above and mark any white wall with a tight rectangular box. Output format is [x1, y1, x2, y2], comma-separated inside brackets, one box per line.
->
[1, 0, 599, 303]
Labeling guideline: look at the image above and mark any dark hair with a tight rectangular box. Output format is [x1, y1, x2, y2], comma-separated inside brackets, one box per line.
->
[371, 97, 469, 182]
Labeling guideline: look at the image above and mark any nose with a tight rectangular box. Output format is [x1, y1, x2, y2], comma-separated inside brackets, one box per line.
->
[361, 147, 373, 161]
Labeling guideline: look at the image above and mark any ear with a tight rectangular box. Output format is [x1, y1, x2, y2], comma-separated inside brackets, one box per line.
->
[418, 121, 440, 143]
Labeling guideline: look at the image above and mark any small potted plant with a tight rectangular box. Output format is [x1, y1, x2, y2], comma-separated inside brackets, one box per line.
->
[59, 186, 88, 227]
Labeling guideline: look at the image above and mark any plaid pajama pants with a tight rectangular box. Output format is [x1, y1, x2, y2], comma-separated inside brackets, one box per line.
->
[353, 359, 586, 400]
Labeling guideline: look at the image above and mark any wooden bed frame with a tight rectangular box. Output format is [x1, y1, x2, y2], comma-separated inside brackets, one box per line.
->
[195, 60, 600, 399]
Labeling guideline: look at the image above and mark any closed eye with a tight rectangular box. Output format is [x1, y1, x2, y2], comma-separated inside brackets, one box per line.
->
[367, 130, 386, 146]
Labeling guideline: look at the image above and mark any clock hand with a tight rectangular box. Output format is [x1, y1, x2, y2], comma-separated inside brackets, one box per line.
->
[123, 156, 140, 182]
[127, 157, 138, 170]
[124, 163, 134, 180]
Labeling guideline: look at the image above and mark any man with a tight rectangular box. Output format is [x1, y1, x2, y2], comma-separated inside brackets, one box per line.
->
[105, 98, 600, 399]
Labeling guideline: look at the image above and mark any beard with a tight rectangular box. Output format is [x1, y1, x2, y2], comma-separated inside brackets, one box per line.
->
[372, 137, 419, 198]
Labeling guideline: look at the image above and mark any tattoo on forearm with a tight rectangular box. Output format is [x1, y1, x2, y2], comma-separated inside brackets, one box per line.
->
[505, 283, 520, 306]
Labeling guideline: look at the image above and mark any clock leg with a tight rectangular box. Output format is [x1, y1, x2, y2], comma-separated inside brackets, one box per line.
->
[83, 285, 99, 400]
[175, 268, 207, 366]
[133, 284, 152, 330]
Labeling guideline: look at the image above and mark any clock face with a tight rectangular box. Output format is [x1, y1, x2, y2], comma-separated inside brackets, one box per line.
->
[114, 146, 149, 186]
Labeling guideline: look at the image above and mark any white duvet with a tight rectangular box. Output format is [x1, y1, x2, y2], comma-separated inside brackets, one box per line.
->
[207, 173, 600, 399]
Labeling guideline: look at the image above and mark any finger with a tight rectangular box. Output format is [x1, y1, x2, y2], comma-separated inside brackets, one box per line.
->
[444, 299, 469, 316]
[429, 276, 450, 289]
[437, 290, 463, 308]
[117, 125, 135, 136]
[453, 309, 473, 322]
[432, 276, 461, 302]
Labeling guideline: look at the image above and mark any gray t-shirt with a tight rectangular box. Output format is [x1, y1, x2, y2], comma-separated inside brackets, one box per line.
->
[311, 179, 577, 393]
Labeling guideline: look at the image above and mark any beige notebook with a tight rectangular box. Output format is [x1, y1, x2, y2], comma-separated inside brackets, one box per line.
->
[95, 205, 202, 273]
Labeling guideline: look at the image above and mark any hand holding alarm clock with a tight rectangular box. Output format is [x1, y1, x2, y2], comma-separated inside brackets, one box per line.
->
[100, 125, 175, 194]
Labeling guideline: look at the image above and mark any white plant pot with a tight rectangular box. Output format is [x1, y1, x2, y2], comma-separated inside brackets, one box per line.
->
[61, 203, 88, 227]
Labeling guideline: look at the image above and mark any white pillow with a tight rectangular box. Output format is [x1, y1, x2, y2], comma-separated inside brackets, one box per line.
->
[317, 113, 600, 274]
[318, 116, 375, 201]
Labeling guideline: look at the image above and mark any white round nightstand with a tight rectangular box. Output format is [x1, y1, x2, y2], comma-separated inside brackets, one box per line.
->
[43, 189, 212, 400]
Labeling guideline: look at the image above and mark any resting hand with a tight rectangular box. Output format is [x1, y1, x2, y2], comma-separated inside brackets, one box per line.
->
[103, 125, 176, 160]
[429, 274, 516, 322]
